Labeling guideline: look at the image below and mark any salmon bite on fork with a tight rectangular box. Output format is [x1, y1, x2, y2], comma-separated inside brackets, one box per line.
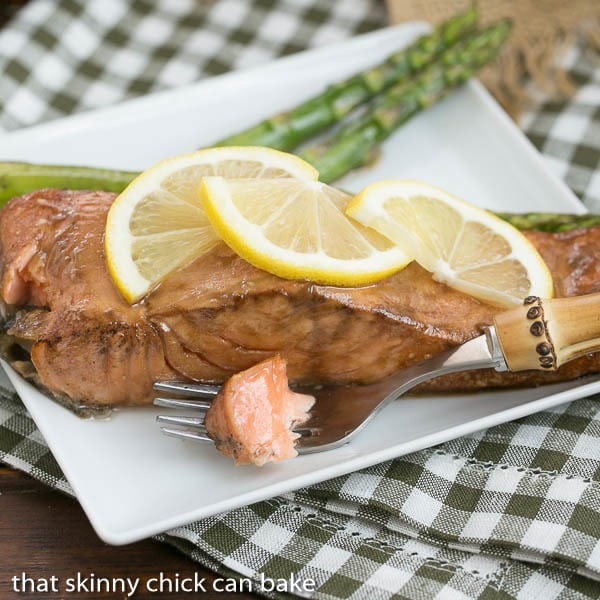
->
[153, 339, 508, 462]
[155, 356, 315, 465]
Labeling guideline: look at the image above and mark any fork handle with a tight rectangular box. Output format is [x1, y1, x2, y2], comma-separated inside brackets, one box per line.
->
[493, 293, 600, 371]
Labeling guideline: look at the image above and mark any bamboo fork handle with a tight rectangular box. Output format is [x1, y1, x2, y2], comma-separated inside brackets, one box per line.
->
[493, 293, 600, 371]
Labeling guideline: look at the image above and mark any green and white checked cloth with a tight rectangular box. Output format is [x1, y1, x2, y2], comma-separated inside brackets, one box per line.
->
[1, 1, 600, 598]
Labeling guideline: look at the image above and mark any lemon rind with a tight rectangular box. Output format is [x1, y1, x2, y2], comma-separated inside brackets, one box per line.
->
[200, 176, 412, 286]
[105, 147, 319, 302]
[347, 179, 554, 306]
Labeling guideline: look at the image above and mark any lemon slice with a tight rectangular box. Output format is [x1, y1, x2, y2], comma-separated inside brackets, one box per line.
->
[346, 180, 553, 307]
[199, 177, 412, 285]
[105, 147, 318, 302]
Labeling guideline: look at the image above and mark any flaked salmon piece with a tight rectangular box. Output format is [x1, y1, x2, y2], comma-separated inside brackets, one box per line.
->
[204, 356, 314, 465]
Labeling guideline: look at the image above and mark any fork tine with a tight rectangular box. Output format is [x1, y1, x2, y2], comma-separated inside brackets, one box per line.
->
[156, 414, 207, 430]
[153, 381, 220, 397]
[154, 397, 212, 410]
[293, 427, 322, 438]
[160, 426, 213, 443]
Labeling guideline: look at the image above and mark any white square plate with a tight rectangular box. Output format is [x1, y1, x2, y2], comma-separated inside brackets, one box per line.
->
[1, 23, 594, 545]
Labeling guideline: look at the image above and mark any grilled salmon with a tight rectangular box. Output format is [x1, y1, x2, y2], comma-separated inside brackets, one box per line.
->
[2, 188, 600, 409]
[0, 189, 179, 407]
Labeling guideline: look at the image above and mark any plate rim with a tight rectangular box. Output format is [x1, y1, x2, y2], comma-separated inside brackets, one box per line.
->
[5, 364, 600, 545]
[0, 22, 590, 545]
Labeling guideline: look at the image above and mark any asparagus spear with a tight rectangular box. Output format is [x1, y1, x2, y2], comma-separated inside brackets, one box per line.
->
[1, 157, 592, 232]
[213, 5, 478, 150]
[0, 19, 595, 233]
[300, 20, 512, 183]
[498, 212, 600, 232]
[0, 161, 137, 204]
[0, 9, 477, 207]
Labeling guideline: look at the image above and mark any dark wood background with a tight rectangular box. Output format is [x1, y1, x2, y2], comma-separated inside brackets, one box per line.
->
[0, 0, 29, 25]
[0, 467, 260, 599]
[0, 3, 256, 598]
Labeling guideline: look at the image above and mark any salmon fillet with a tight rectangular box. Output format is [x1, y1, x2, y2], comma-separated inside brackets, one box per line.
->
[1, 188, 600, 408]
[0, 189, 179, 407]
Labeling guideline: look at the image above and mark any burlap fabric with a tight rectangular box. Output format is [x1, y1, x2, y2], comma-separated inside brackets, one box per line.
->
[386, 0, 600, 117]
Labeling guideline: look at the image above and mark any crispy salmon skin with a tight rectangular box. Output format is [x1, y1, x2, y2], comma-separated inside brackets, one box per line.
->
[2, 188, 600, 408]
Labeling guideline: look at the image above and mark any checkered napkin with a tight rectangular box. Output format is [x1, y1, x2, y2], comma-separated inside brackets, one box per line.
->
[1, 1, 600, 599]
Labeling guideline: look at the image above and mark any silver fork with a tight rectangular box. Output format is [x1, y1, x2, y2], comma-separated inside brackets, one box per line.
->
[153, 294, 600, 454]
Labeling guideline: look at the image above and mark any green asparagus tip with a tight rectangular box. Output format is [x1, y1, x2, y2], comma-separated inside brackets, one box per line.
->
[499, 212, 600, 232]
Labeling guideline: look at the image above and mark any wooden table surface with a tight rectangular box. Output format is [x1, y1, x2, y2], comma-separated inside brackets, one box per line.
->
[0, 465, 258, 599]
